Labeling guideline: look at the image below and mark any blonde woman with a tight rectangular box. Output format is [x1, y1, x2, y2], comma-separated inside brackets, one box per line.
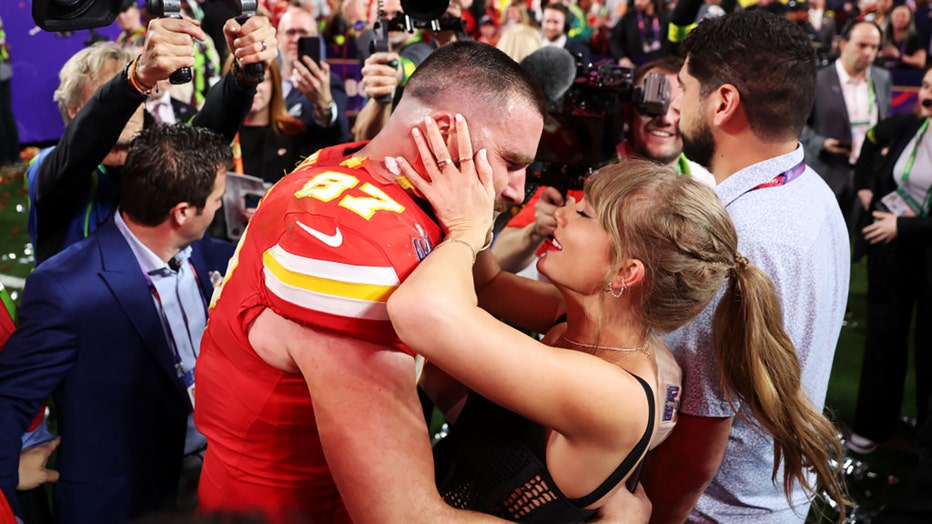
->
[388, 115, 846, 522]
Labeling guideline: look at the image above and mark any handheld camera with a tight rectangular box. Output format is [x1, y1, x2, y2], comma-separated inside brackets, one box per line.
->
[147, 0, 263, 84]
[531, 63, 671, 193]
[368, 0, 463, 103]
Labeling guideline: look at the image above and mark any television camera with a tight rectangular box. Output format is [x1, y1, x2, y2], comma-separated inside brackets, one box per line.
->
[367, 0, 464, 103]
[33, 0, 265, 87]
[531, 61, 671, 194]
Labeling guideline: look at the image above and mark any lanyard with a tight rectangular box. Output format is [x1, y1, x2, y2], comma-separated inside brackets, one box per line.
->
[899, 118, 932, 215]
[676, 154, 691, 176]
[749, 159, 806, 192]
[0, 283, 16, 326]
[850, 76, 876, 126]
[637, 12, 661, 53]
[141, 260, 207, 379]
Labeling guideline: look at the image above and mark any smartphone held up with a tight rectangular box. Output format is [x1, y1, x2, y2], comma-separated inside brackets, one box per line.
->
[298, 36, 326, 67]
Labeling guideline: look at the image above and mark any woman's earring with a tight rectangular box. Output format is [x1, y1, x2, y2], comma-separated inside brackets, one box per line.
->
[607, 280, 626, 298]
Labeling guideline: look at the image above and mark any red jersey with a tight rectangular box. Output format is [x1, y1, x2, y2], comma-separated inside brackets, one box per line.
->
[0, 487, 14, 524]
[195, 142, 442, 523]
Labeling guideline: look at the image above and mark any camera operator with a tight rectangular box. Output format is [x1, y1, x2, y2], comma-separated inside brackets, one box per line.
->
[26, 15, 278, 266]
[352, 0, 436, 141]
[493, 56, 714, 276]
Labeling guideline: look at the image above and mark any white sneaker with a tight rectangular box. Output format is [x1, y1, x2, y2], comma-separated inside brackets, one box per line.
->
[847, 433, 878, 454]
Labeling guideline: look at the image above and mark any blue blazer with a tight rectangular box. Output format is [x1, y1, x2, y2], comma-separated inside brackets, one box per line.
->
[0, 218, 232, 524]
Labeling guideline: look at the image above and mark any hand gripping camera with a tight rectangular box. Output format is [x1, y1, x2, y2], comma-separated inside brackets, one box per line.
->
[147, 0, 264, 85]
[368, 0, 463, 104]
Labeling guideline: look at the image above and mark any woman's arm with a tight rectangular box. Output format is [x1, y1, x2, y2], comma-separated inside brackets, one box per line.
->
[854, 114, 902, 198]
[387, 115, 644, 445]
[901, 34, 927, 68]
[475, 250, 565, 334]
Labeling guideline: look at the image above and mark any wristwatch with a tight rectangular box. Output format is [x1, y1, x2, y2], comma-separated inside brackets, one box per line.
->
[316, 99, 336, 123]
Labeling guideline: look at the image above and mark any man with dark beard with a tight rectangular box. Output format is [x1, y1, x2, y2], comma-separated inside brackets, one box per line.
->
[640, 12, 850, 523]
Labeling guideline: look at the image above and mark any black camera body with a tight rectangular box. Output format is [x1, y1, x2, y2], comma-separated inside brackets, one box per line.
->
[33, 0, 122, 32]
[367, 0, 463, 103]
[530, 63, 671, 193]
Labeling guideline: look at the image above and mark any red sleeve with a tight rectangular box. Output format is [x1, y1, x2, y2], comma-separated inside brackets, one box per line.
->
[505, 187, 546, 229]
[251, 162, 442, 354]
[0, 488, 15, 524]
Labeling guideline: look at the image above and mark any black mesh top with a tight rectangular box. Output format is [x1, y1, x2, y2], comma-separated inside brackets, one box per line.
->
[433, 371, 655, 523]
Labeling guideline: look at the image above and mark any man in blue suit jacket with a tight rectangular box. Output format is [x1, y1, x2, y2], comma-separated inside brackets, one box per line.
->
[0, 124, 234, 524]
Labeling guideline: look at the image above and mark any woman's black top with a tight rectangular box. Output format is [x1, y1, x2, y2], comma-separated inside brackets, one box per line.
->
[433, 372, 655, 523]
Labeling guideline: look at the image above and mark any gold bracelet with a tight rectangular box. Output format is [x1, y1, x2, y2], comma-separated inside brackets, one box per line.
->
[480, 228, 494, 252]
[435, 238, 478, 264]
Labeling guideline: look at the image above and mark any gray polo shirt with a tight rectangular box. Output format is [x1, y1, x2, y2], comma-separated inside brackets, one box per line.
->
[665, 146, 849, 522]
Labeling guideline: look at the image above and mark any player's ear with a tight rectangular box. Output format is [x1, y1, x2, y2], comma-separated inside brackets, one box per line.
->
[431, 112, 454, 137]
[430, 112, 457, 157]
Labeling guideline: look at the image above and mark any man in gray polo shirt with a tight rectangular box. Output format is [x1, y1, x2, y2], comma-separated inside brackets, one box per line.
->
[641, 12, 849, 523]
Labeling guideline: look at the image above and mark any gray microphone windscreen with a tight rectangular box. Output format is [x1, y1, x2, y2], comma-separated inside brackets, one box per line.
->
[520, 46, 577, 105]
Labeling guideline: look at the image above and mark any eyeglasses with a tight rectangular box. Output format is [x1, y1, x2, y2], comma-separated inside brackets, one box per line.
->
[282, 29, 311, 38]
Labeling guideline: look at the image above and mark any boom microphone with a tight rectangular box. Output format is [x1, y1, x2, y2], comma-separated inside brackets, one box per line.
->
[520, 46, 577, 105]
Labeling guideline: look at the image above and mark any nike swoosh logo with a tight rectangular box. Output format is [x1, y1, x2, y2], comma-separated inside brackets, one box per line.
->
[297, 221, 343, 247]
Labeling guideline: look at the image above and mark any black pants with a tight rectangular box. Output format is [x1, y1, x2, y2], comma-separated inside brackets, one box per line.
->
[16, 486, 52, 524]
[854, 240, 932, 442]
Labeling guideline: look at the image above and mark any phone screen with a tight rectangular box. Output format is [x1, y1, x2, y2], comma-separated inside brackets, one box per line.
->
[297, 36, 325, 67]
[244, 193, 262, 209]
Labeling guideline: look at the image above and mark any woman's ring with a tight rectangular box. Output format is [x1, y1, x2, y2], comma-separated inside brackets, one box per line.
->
[261, 41, 268, 51]
[459, 157, 473, 163]
[436, 158, 453, 169]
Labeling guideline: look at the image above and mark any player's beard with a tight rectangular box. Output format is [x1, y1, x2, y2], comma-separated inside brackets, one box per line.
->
[493, 199, 512, 222]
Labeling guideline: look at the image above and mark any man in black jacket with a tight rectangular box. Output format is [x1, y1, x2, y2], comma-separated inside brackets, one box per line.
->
[26, 15, 278, 266]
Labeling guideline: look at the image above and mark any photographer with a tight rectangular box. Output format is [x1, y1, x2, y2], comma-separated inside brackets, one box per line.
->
[275, 2, 350, 147]
[353, 0, 435, 141]
[26, 15, 278, 266]
[493, 56, 713, 276]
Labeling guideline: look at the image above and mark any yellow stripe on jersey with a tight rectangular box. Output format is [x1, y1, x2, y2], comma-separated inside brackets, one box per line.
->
[263, 249, 398, 303]
[295, 150, 321, 170]
[264, 267, 393, 321]
[266, 244, 400, 286]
